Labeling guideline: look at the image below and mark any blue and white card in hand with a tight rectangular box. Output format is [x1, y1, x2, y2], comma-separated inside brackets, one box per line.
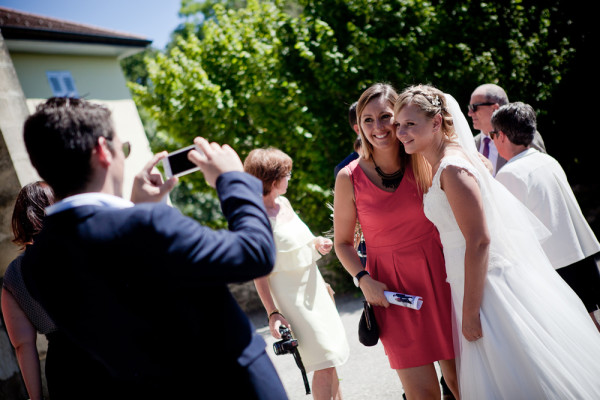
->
[384, 291, 423, 310]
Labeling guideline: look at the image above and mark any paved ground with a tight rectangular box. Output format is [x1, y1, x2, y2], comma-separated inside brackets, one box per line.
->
[249, 294, 443, 400]
[251, 294, 600, 400]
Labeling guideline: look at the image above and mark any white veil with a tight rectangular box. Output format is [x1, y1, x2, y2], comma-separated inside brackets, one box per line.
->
[442, 93, 600, 399]
[443, 93, 552, 271]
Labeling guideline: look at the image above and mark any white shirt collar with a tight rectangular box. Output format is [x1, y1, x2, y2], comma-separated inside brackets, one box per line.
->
[47, 192, 134, 215]
[506, 147, 538, 165]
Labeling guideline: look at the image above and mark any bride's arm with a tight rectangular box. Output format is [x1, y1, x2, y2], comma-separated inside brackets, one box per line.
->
[333, 169, 389, 307]
[441, 165, 490, 342]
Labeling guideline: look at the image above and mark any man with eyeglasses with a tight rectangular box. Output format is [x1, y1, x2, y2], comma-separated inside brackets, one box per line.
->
[19, 98, 288, 399]
[491, 102, 600, 332]
[468, 83, 546, 175]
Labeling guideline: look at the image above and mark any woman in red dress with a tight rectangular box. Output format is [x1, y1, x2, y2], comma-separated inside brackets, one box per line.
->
[334, 83, 458, 399]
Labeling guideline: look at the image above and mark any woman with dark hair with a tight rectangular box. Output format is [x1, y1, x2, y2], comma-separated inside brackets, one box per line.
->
[2, 181, 56, 400]
[245, 147, 349, 400]
[334, 83, 458, 399]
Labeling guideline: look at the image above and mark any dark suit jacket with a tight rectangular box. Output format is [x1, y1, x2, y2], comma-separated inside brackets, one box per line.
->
[474, 130, 546, 173]
[334, 151, 359, 179]
[22, 172, 284, 399]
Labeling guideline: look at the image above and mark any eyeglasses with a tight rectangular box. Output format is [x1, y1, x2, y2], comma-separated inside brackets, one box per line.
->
[122, 142, 131, 158]
[468, 102, 495, 112]
[105, 138, 131, 159]
[489, 130, 500, 140]
[285, 171, 292, 179]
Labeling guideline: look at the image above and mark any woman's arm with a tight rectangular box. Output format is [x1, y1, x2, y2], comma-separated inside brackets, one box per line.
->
[441, 165, 490, 341]
[1, 287, 43, 400]
[253, 277, 289, 339]
[333, 169, 389, 307]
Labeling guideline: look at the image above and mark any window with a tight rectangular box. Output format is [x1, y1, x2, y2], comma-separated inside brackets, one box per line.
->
[46, 71, 79, 97]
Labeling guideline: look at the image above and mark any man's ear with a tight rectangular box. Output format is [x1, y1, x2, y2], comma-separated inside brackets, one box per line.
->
[95, 136, 113, 167]
[499, 131, 507, 143]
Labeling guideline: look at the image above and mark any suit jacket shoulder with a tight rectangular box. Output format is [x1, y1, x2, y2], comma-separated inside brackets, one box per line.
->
[531, 130, 547, 153]
[473, 132, 483, 148]
[20, 171, 274, 389]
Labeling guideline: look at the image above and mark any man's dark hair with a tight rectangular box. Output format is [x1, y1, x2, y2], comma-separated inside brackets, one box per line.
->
[491, 102, 537, 146]
[348, 101, 358, 128]
[23, 97, 115, 199]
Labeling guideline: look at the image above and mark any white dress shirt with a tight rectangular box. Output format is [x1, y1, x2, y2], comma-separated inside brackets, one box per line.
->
[496, 148, 600, 269]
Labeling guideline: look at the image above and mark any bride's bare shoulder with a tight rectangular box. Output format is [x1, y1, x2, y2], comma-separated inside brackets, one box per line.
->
[439, 147, 479, 185]
[444, 145, 470, 161]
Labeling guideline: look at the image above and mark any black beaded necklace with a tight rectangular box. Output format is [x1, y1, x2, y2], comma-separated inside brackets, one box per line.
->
[373, 159, 404, 189]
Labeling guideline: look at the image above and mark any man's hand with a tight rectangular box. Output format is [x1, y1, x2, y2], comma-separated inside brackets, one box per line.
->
[477, 153, 494, 175]
[188, 137, 244, 188]
[130, 152, 177, 204]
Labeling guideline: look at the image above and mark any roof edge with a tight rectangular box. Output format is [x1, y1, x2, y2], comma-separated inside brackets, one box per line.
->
[1, 26, 151, 48]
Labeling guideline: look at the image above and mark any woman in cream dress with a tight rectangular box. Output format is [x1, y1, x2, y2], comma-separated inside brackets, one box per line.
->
[244, 148, 349, 400]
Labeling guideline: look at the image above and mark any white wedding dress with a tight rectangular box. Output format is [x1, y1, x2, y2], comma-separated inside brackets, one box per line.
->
[420, 93, 600, 399]
[424, 154, 600, 399]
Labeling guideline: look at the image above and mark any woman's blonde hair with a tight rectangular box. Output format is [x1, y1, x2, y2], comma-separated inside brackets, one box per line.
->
[243, 147, 293, 195]
[395, 84, 457, 191]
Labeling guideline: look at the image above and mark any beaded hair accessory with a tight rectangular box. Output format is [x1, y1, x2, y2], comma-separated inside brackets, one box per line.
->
[428, 94, 441, 107]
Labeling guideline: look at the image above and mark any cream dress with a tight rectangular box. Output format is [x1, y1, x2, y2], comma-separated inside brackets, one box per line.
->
[268, 197, 349, 372]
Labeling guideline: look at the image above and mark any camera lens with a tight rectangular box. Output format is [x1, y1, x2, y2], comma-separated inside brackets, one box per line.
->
[273, 338, 298, 355]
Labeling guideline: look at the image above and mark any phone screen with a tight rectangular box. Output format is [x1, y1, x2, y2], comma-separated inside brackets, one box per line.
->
[163, 145, 201, 178]
[168, 150, 197, 176]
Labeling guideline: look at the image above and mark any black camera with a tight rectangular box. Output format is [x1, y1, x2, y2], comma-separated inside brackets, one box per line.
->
[273, 325, 299, 355]
[272, 325, 311, 394]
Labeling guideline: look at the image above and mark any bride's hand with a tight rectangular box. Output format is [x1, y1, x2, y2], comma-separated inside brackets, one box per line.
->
[359, 276, 389, 308]
[462, 312, 483, 341]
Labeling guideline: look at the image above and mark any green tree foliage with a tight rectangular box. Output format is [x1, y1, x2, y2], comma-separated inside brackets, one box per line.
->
[120, 48, 159, 86]
[130, 0, 592, 256]
[131, 0, 336, 231]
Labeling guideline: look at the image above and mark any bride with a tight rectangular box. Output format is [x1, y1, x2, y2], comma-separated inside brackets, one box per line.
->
[393, 84, 600, 399]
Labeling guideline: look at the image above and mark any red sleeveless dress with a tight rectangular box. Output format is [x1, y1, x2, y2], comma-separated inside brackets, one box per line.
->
[346, 159, 454, 369]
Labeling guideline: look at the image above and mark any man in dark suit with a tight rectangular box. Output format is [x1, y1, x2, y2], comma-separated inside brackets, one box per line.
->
[333, 101, 361, 179]
[20, 98, 288, 399]
[468, 83, 546, 175]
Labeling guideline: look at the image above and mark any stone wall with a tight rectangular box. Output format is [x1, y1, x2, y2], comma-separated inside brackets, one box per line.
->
[0, 31, 35, 275]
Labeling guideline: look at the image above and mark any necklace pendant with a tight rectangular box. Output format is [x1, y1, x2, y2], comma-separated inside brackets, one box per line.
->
[381, 178, 401, 189]
[373, 161, 404, 190]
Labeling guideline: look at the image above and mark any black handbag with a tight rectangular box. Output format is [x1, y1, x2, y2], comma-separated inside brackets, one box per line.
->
[358, 300, 379, 346]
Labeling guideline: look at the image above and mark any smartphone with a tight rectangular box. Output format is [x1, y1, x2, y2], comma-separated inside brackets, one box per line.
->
[162, 145, 203, 178]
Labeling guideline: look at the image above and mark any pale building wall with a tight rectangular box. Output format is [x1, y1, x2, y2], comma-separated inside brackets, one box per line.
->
[11, 52, 156, 204]
[10, 53, 132, 100]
